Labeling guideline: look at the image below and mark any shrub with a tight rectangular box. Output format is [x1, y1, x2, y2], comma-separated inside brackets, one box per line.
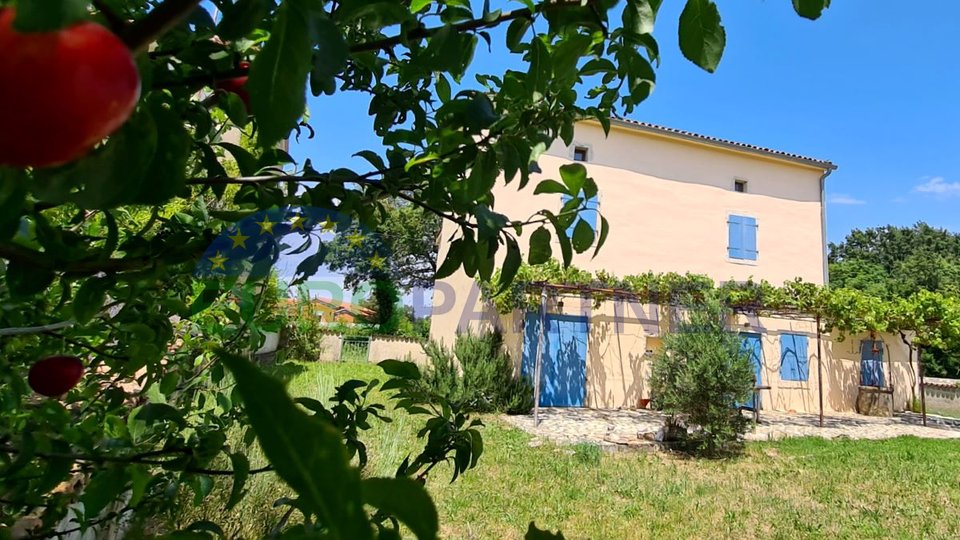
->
[650, 295, 755, 455]
[279, 299, 328, 362]
[421, 331, 533, 414]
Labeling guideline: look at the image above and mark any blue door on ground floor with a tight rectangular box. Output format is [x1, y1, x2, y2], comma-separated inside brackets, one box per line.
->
[740, 333, 763, 410]
[522, 312, 588, 407]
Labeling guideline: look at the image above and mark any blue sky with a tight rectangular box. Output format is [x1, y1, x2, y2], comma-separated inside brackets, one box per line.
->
[291, 0, 960, 246]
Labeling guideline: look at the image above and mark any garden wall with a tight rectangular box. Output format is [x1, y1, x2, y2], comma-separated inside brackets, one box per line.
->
[312, 333, 428, 365]
[923, 377, 960, 418]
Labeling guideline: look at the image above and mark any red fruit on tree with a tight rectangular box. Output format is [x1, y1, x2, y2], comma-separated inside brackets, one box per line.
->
[28, 355, 84, 397]
[0, 8, 141, 168]
[215, 60, 251, 110]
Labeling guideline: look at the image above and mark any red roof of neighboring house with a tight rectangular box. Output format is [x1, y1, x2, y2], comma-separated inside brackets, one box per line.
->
[609, 117, 837, 171]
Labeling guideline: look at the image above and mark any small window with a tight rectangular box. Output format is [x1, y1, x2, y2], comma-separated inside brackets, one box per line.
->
[779, 333, 809, 382]
[734, 180, 747, 193]
[727, 215, 758, 261]
[573, 146, 588, 162]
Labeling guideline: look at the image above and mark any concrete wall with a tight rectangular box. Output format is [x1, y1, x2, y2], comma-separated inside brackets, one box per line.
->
[312, 333, 429, 366]
[923, 378, 960, 417]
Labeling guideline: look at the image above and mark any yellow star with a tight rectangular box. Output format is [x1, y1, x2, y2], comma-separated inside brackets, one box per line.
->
[369, 253, 386, 270]
[319, 217, 337, 232]
[227, 231, 249, 249]
[255, 217, 276, 235]
[208, 251, 229, 271]
[289, 216, 307, 231]
[347, 231, 365, 247]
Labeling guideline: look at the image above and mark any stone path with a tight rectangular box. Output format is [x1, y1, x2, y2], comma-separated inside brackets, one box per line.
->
[504, 408, 960, 452]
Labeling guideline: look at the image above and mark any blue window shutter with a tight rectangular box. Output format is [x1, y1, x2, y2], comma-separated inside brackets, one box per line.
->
[728, 216, 744, 259]
[796, 335, 808, 380]
[584, 194, 599, 231]
[860, 340, 885, 387]
[779, 333, 809, 381]
[742, 216, 758, 261]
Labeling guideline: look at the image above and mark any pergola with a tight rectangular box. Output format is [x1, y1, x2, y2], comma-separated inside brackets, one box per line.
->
[524, 281, 930, 428]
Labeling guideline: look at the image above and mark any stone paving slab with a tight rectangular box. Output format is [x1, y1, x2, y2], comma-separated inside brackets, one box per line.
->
[504, 408, 960, 451]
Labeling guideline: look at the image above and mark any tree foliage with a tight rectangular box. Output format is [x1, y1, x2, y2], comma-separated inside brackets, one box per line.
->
[325, 200, 441, 292]
[0, 0, 832, 536]
[830, 223, 960, 376]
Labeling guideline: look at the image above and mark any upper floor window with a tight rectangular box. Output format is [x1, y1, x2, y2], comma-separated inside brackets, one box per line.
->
[573, 146, 589, 162]
[727, 215, 758, 261]
[734, 179, 747, 193]
[561, 191, 599, 237]
[779, 333, 809, 381]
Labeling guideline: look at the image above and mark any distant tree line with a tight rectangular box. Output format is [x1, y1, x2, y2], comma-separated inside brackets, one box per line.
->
[830, 222, 960, 377]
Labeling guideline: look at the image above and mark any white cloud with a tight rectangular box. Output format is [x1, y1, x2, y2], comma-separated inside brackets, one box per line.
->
[827, 193, 866, 205]
[915, 176, 960, 197]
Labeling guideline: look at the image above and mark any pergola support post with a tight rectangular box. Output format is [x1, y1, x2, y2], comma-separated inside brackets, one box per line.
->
[816, 315, 824, 428]
[533, 287, 547, 427]
[918, 345, 927, 427]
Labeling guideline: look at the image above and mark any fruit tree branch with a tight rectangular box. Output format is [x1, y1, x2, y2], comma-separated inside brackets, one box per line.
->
[0, 320, 75, 337]
[0, 242, 207, 276]
[121, 0, 202, 54]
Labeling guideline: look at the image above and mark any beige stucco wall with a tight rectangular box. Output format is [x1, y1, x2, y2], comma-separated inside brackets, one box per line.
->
[431, 121, 829, 344]
[488, 300, 917, 414]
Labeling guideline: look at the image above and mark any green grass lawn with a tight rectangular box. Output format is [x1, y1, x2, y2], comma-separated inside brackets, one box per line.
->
[176, 361, 960, 539]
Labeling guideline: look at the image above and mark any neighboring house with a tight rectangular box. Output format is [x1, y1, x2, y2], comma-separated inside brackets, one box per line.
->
[284, 298, 373, 324]
[430, 119, 917, 415]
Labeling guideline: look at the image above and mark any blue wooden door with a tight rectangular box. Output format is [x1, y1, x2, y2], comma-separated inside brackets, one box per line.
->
[522, 313, 588, 407]
[740, 333, 763, 410]
[860, 340, 885, 387]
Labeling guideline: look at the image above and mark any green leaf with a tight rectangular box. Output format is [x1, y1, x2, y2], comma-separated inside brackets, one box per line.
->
[13, 0, 88, 32]
[72, 277, 110, 325]
[309, 16, 349, 96]
[525, 522, 566, 540]
[498, 235, 522, 293]
[226, 452, 250, 510]
[544, 213, 573, 267]
[558, 163, 587, 194]
[792, 0, 831, 20]
[134, 403, 186, 428]
[5, 260, 54, 298]
[435, 239, 464, 280]
[528, 227, 552, 265]
[572, 219, 595, 253]
[592, 215, 610, 258]
[186, 520, 226, 538]
[81, 467, 129, 520]
[506, 17, 531, 53]
[623, 0, 662, 35]
[217, 0, 270, 40]
[533, 180, 568, 195]
[215, 143, 259, 176]
[362, 477, 438, 540]
[378, 360, 421, 380]
[248, 0, 319, 147]
[218, 351, 371, 540]
[526, 37, 550, 97]
[410, 0, 432, 12]
[474, 205, 508, 241]
[222, 92, 250, 127]
[678, 0, 726, 73]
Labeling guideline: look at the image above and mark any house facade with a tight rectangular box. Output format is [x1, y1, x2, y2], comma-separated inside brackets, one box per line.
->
[430, 119, 917, 414]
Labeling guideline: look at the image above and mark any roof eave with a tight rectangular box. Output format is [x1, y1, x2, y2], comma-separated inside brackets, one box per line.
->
[604, 118, 837, 172]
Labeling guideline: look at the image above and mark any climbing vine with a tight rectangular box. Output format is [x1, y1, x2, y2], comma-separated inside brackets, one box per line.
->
[480, 260, 960, 350]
